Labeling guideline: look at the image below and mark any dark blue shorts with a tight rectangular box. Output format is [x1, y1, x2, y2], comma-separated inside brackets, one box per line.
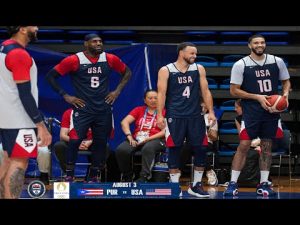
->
[0, 128, 38, 158]
[72, 108, 113, 141]
[165, 116, 206, 147]
[240, 119, 283, 140]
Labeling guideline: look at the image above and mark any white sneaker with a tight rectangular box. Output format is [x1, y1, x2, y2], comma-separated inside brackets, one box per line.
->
[206, 169, 218, 186]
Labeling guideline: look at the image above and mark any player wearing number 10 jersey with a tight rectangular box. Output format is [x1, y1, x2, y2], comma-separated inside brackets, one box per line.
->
[157, 42, 216, 198]
[224, 34, 291, 197]
[46, 34, 131, 181]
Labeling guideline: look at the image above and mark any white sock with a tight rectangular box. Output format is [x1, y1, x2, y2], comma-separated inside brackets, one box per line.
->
[193, 170, 204, 186]
[260, 171, 270, 183]
[170, 173, 181, 183]
[231, 170, 241, 183]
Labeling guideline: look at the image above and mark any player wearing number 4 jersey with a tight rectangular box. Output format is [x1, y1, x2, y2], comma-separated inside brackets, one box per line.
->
[46, 34, 131, 182]
[224, 34, 291, 197]
[157, 42, 216, 198]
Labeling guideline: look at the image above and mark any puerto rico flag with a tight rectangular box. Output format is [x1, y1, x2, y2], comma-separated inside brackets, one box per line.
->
[77, 188, 104, 196]
[145, 188, 171, 196]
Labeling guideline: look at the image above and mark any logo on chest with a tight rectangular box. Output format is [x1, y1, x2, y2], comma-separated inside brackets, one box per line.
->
[87, 66, 102, 74]
[255, 69, 270, 77]
[178, 76, 193, 84]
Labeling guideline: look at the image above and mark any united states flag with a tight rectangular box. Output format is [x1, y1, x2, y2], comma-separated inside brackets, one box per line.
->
[78, 188, 104, 196]
[145, 188, 171, 196]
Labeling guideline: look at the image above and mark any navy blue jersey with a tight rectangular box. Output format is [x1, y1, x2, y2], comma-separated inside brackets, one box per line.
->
[165, 63, 201, 118]
[231, 54, 289, 121]
[71, 52, 112, 113]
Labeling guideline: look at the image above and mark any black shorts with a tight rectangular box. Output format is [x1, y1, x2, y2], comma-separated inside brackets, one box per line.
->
[165, 116, 206, 147]
[240, 119, 283, 140]
[72, 109, 113, 141]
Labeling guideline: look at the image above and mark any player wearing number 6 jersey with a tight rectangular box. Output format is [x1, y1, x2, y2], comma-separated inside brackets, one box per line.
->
[224, 34, 291, 197]
[46, 34, 131, 182]
[157, 42, 216, 198]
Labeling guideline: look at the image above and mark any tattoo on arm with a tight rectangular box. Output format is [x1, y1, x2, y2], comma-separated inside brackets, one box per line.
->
[259, 140, 272, 170]
[0, 176, 5, 198]
[9, 167, 25, 199]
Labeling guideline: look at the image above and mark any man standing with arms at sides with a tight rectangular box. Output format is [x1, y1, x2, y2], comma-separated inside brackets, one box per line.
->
[157, 42, 216, 198]
[0, 26, 52, 198]
[46, 34, 131, 182]
[224, 34, 291, 197]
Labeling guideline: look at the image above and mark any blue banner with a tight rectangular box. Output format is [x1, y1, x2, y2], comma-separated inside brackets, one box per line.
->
[70, 182, 181, 199]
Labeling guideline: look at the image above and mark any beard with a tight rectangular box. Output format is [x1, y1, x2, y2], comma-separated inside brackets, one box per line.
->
[89, 47, 103, 55]
[251, 47, 265, 56]
[183, 56, 195, 65]
[28, 31, 38, 43]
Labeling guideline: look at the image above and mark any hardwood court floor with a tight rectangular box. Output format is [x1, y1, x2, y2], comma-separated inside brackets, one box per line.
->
[181, 175, 300, 192]
[179, 175, 300, 199]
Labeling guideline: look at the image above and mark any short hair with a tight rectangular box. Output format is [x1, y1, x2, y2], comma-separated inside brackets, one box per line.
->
[143, 89, 157, 99]
[177, 42, 196, 55]
[6, 26, 30, 37]
[248, 34, 265, 43]
[6, 26, 22, 36]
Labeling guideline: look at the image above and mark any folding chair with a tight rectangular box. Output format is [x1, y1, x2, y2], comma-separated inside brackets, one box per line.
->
[271, 129, 292, 186]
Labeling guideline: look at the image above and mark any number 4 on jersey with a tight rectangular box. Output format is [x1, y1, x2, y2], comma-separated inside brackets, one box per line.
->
[182, 86, 190, 98]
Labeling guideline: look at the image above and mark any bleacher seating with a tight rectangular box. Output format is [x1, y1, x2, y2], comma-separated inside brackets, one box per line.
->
[220, 55, 245, 67]
[185, 31, 218, 45]
[207, 78, 218, 89]
[219, 100, 236, 111]
[196, 55, 218, 67]
[220, 31, 252, 45]
[218, 121, 239, 156]
[257, 32, 289, 45]
[219, 78, 231, 89]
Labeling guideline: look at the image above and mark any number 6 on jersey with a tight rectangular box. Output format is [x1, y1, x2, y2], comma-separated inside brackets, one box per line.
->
[91, 76, 100, 88]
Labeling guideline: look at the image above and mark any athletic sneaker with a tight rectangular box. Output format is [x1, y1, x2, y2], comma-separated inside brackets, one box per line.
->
[187, 182, 210, 198]
[223, 181, 238, 196]
[206, 169, 218, 186]
[256, 182, 276, 196]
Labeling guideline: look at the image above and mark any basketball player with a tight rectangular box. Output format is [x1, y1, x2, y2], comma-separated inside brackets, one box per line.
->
[0, 26, 52, 199]
[46, 34, 131, 182]
[157, 42, 216, 198]
[224, 34, 291, 197]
